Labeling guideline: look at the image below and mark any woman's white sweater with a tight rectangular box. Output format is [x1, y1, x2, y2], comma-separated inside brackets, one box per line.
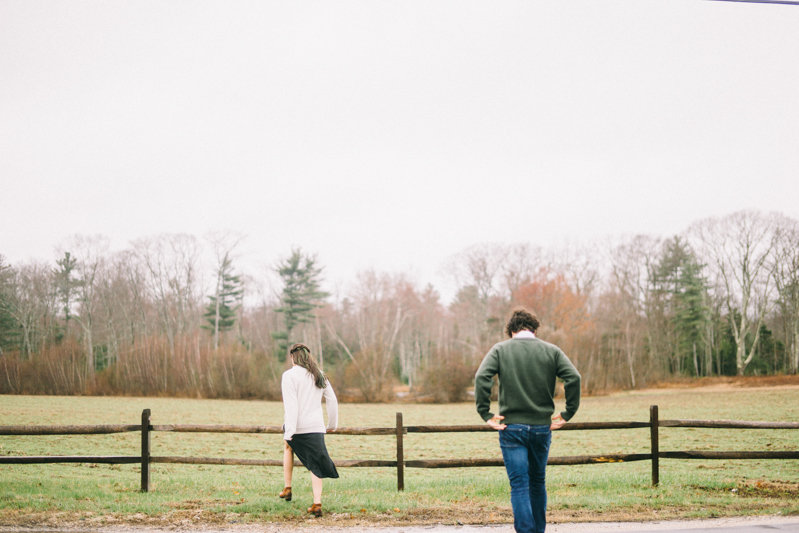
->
[281, 365, 338, 441]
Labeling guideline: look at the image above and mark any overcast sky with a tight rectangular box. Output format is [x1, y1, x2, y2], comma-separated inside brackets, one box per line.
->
[2, 1, 798, 302]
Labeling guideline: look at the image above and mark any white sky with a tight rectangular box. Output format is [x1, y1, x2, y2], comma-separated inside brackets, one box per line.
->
[2, 1, 798, 302]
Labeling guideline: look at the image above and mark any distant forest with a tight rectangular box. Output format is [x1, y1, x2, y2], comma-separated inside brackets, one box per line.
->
[1, 209, 797, 401]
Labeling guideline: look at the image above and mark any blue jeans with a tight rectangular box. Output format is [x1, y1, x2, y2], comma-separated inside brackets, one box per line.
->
[499, 424, 552, 533]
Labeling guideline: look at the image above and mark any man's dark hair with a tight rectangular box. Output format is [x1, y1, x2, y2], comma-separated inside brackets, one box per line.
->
[505, 307, 540, 337]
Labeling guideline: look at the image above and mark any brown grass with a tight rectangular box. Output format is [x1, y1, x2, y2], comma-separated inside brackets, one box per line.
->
[646, 374, 799, 391]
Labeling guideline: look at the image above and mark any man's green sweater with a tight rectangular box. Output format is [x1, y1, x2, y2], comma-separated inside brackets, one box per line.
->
[475, 336, 581, 426]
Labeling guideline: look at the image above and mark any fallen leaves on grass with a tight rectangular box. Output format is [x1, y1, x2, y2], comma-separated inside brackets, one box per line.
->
[738, 480, 799, 498]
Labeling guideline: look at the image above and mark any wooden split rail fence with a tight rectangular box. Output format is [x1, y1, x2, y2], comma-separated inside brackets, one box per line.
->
[2, 406, 798, 491]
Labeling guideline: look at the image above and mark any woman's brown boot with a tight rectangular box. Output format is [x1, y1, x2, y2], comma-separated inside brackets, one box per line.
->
[278, 487, 292, 501]
[307, 503, 322, 517]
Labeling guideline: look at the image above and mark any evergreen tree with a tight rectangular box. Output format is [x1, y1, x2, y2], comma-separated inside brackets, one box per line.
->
[673, 258, 710, 376]
[652, 237, 710, 376]
[272, 249, 329, 361]
[0, 256, 19, 355]
[202, 252, 244, 350]
[748, 323, 785, 375]
[53, 251, 78, 341]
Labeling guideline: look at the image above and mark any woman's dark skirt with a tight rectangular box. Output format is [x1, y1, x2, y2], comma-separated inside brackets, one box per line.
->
[287, 432, 339, 479]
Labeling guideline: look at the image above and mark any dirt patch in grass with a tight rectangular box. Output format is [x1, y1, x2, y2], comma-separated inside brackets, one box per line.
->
[738, 480, 799, 498]
[687, 480, 799, 500]
[166, 499, 244, 510]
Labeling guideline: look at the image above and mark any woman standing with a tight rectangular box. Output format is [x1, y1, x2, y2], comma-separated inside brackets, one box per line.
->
[279, 343, 338, 517]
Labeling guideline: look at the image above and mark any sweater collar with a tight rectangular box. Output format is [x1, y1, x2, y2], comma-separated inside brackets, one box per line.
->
[513, 330, 536, 339]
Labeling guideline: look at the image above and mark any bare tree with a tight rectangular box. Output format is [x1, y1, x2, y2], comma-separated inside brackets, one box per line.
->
[608, 235, 662, 388]
[134, 234, 202, 350]
[447, 243, 508, 304]
[0, 261, 57, 359]
[689, 211, 778, 375]
[502, 243, 545, 295]
[60, 235, 109, 379]
[774, 215, 799, 374]
[92, 250, 152, 375]
[325, 271, 408, 401]
[114, 249, 153, 344]
[446, 243, 510, 355]
[133, 234, 202, 391]
[393, 281, 445, 390]
[550, 241, 602, 299]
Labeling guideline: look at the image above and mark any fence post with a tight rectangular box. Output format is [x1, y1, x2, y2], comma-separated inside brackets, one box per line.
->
[396, 412, 404, 491]
[650, 405, 659, 487]
[141, 409, 151, 492]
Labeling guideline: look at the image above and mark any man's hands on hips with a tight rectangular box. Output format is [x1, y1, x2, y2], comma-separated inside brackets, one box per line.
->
[486, 414, 506, 430]
[487, 414, 567, 430]
[486, 414, 567, 430]
[550, 413, 566, 430]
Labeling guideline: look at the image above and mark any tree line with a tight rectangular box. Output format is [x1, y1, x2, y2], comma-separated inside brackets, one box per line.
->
[1, 210, 797, 401]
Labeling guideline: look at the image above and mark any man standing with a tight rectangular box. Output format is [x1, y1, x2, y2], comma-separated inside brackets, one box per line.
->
[475, 307, 581, 533]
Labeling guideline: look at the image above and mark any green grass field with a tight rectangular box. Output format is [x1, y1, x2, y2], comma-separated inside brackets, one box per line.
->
[1, 386, 798, 526]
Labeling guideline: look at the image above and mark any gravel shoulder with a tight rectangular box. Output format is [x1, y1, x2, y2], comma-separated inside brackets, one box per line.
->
[2, 515, 799, 533]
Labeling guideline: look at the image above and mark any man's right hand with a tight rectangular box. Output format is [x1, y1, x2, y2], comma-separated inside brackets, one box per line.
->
[487, 414, 506, 430]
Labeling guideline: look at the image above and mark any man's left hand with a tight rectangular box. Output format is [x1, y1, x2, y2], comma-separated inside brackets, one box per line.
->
[550, 413, 567, 430]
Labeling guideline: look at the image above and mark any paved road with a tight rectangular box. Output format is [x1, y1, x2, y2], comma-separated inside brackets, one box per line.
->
[547, 520, 799, 533]
[649, 526, 799, 533]
[549, 517, 799, 533]
[305, 521, 798, 533]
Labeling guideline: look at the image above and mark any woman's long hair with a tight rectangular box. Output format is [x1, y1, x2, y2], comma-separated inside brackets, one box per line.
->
[290, 343, 327, 389]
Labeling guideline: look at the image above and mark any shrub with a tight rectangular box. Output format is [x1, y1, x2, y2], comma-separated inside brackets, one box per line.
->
[419, 351, 475, 403]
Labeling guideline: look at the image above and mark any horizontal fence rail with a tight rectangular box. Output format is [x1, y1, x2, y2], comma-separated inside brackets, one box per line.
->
[0, 425, 142, 435]
[150, 457, 398, 467]
[659, 420, 799, 429]
[659, 451, 799, 460]
[403, 454, 658, 469]
[0, 456, 140, 464]
[404, 421, 654, 432]
[2, 405, 797, 491]
[152, 425, 399, 435]
[5, 419, 794, 436]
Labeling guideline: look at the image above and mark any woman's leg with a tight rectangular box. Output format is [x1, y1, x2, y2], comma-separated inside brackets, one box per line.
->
[311, 473, 323, 504]
[283, 441, 294, 488]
